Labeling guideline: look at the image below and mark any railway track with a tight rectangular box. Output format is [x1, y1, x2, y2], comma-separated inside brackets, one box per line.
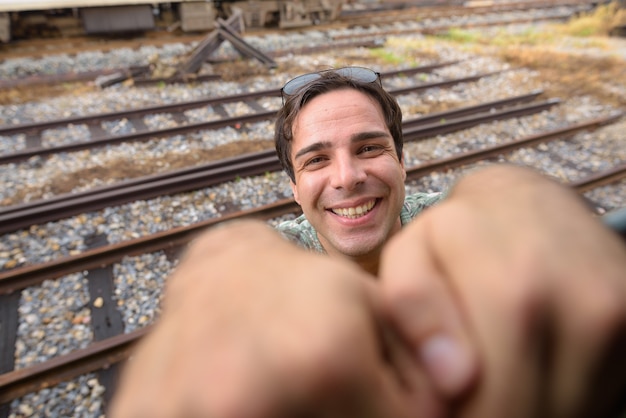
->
[1, 2, 625, 415]
[338, 0, 599, 27]
[2, 97, 625, 413]
[0, 110, 623, 290]
[332, 2, 598, 42]
[2, 114, 625, 415]
[0, 38, 383, 90]
[1, 62, 466, 163]
[0, 90, 568, 234]
[1, 138, 625, 411]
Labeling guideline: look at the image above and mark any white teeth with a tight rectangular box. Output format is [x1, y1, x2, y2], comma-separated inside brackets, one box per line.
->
[332, 200, 375, 219]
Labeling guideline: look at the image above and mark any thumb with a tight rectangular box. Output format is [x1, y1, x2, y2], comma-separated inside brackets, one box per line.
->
[379, 218, 479, 399]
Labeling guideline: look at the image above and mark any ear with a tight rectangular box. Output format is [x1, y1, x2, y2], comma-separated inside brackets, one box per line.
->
[290, 180, 301, 205]
[400, 153, 407, 182]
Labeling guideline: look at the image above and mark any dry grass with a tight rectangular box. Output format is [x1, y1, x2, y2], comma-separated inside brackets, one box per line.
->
[497, 47, 626, 109]
[555, 1, 626, 37]
[429, 1, 626, 109]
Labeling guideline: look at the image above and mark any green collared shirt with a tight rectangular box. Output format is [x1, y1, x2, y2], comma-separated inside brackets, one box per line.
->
[276, 192, 443, 252]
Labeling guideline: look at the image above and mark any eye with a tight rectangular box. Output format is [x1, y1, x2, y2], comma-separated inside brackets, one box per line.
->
[304, 155, 327, 167]
[359, 144, 385, 155]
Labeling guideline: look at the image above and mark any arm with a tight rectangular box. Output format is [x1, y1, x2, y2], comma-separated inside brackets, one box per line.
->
[380, 164, 626, 417]
[109, 220, 442, 418]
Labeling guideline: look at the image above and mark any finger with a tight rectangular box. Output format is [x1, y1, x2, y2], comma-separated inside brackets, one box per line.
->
[379, 206, 478, 399]
[357, 277, 445, 418]
[377, 322, 447, 418]
[424, 202, 553, 417]
[109, 326, 177, 418]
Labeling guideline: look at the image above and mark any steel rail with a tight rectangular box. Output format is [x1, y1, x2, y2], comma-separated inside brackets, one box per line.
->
[405, 114, 625, 180]
[403, 98, 560, 141]
[0, 93, 552, 235]
[0, 150, 273, 216]
[0, 90, 543, 217]
[401, 89, 543, 125]
[340, 2, 508, 21]
[0, 66, 151, 90]
[0, 62, 458, 138]
[338, 0, 595, 28]
[0, 63, 473, 165]
[0, 155, 282, 235]
[0, 113, 621, 295]
[340, 0, 599, 18]
[1, 161, 624, 405]
[570, 164, 626, 193]
[0, 92, 275, 137]
[0, 149, 272, 217]
[0, 326, 147, 405]
[0, 199, 301, 295]
[333, 10, 591, 41]
[0, 109, 275, 165]
[0, 69, 505, 163]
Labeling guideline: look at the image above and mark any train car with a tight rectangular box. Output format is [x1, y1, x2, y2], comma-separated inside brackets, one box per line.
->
[0, 0, 345, 42]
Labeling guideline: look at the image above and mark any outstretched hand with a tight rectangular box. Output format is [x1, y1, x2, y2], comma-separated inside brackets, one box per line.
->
[380, 165, 626, 417]
[109, 221, 443, 418]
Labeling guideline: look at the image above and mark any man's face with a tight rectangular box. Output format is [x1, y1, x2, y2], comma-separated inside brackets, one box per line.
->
[289, 88, 407, 264]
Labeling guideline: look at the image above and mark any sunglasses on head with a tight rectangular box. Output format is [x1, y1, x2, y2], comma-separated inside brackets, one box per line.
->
[280, 67, 382, 101]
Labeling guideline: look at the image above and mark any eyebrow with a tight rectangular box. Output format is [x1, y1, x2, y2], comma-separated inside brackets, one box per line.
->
[293, 130, 391, 161]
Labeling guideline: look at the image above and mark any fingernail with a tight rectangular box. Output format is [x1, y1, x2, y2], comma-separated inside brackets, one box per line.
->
[420, 334, 474, 396]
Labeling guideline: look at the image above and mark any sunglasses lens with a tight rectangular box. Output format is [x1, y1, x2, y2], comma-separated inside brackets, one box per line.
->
[281, 67, 380, 98]
[282, 73, 321, 96]
[336, 67, 379, 84]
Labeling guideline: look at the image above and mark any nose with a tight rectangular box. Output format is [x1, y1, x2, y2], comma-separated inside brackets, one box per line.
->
[330, 154, 367, 190]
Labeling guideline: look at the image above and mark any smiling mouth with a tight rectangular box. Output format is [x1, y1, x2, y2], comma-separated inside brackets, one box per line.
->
[331, 200, 376, 219]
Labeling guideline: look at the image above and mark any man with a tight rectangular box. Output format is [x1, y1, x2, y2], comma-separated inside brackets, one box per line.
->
[109, 67, 626, 417]
[274, 67, 441, 276]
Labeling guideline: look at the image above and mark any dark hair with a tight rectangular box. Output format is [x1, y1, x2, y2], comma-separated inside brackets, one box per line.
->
[274, 71, 404, 183]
